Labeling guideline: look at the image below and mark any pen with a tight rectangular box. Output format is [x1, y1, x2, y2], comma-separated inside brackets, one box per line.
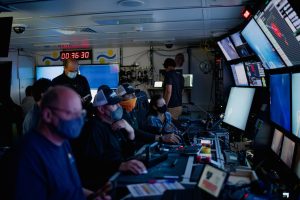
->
[171, 159, 178, 167]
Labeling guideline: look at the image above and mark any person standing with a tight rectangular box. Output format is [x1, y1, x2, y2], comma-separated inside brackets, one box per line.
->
[175, 53, 185, 68]
[163, 58, 184, 120]
[21, 85, 35, 116]
[52, 59, 92, 107]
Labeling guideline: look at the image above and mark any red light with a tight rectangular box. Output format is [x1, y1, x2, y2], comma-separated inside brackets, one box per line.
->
[243, 10, 251, 19]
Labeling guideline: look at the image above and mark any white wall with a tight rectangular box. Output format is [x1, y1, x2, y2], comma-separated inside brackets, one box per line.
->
[3, 45, 215, 109]
[0, 50, 35, 105]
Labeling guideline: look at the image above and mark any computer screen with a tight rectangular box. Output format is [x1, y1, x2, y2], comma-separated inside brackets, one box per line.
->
[230, 32, 253, 57]
[293, 144, 300, 179]
[280, 136, 295, 168]
[230, 63, 248, 86]
[292, 73, 300, 138]
[217, 37, 240, 61]
[36, 66, 64, 80]
[183, 74, 193, 87]
[271, 129, 284, 155]
[270, 73, 291, 131]
[223, 87, 255, 131]
[241, 19, 285, 69]
[255, 0, 300, 66]
[154, 81, 163, 88]
[79, 64, 119, 89]
[0, 17, 13, 57]
[244, 61, 266, 87]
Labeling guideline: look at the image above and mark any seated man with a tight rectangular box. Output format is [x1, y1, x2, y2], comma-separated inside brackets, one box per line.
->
[73, 85, 146, 191]
[146, 94, 181, 144]
[0, 86, 110, 200]
[117, 83, 180, 144]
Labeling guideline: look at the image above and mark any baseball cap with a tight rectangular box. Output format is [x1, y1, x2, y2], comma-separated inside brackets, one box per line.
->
[93, 85, 121, 107]
[116, 83, 136, 96]
[163, 58, 176, 68]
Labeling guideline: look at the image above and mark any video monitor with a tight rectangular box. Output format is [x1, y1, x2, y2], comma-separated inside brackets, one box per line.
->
[270, 73, 291, 131]
[241, 19, 285, 69]
[244, 61, 266, 87]
[217, 37, 240, 61]
[36, 66, 64, 80]
[230, 32, 253, 57]
[293, 144, 300, 179]
[79, 64, 119, 89]
[255, 0, 300, 66]
[280, 136, 295, 168]
[292, 73, 300, 138]
[271, 129, 284, 155]
[183, 74, 193, 87]
[230, 63, 248, 86]
[223, 87, 255, 131]
[0, 17, 13, 57]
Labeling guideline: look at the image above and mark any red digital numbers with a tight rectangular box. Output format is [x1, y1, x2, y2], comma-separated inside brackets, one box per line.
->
[60, 50, 92, 60]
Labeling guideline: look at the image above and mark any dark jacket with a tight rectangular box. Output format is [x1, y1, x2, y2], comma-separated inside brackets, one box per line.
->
[72, 117, 136, 190]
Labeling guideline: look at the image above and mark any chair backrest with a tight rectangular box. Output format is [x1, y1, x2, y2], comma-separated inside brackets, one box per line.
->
[135, 90, 149, 129]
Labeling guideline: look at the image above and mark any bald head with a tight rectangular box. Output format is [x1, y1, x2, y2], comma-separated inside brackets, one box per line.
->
[41, 86, 82, 112]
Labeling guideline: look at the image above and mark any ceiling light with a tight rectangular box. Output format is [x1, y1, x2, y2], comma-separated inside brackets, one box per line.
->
[118, 0, 144, 7]
[56, 28, 76, 35]
[33, 42, 70, 47]
[132, 38, 175, 42]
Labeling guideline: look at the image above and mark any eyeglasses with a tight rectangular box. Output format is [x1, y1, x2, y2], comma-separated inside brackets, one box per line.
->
[48, 106, 86, 119]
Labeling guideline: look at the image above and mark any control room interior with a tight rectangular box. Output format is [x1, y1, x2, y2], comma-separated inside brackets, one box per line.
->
[0, 0, 300, 199]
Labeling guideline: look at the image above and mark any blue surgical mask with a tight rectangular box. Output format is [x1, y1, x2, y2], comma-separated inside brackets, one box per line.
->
[111, 106, 123, 122]
[55, 116, 84, 139]
[67, 71, 77, 79]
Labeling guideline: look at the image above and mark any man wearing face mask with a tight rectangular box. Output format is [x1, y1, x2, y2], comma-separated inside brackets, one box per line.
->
[52, 58, 92, 107]
[117, 83, 180, 145]
[72, 85, 146, 191]
[0, 86, 110, 200]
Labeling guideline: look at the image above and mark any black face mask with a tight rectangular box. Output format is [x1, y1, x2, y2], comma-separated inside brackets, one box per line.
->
[157, 104, 167, 113]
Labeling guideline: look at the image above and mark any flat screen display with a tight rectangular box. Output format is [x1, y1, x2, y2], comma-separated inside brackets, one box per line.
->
[230, 63, 248, 86]
[270, 73, 291, 131]
[0, 17, 13, 57]
[280, 136, 295, 168]
[217, 37, 240, 61]
[241, 19, 285, 69]
[230, 32, 253, 57]
[255, 0, 300, 66]
[293, 144, 300, 179]
[36, 66, 64, 80]
[271, 129, 284, 155]
[292, 73, 300, 138]
[244, 61, 266, 87]
[223, 87, 255, 131]
[79, 64, 119, 89]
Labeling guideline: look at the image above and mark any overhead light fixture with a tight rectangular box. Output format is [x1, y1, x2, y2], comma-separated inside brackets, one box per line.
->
[118, 0, 144, 7]
[33, 42, 70, 47]
[132, 38, 175, 42]
[92, 14, 152, 25]
[56, 28, 76, 35]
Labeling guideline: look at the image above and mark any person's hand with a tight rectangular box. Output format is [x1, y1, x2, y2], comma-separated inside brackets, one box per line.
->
[91, 182, 112, 200]
[119, 159, 146, 174]
[162, 133, 181, 144]
[111, 119, 135, 140]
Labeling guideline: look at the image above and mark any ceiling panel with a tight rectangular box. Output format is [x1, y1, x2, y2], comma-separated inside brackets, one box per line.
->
[0, 0, 252, 52]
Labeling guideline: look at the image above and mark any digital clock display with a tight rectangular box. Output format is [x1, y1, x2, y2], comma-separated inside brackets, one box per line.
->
[60, 50, 92, 60]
